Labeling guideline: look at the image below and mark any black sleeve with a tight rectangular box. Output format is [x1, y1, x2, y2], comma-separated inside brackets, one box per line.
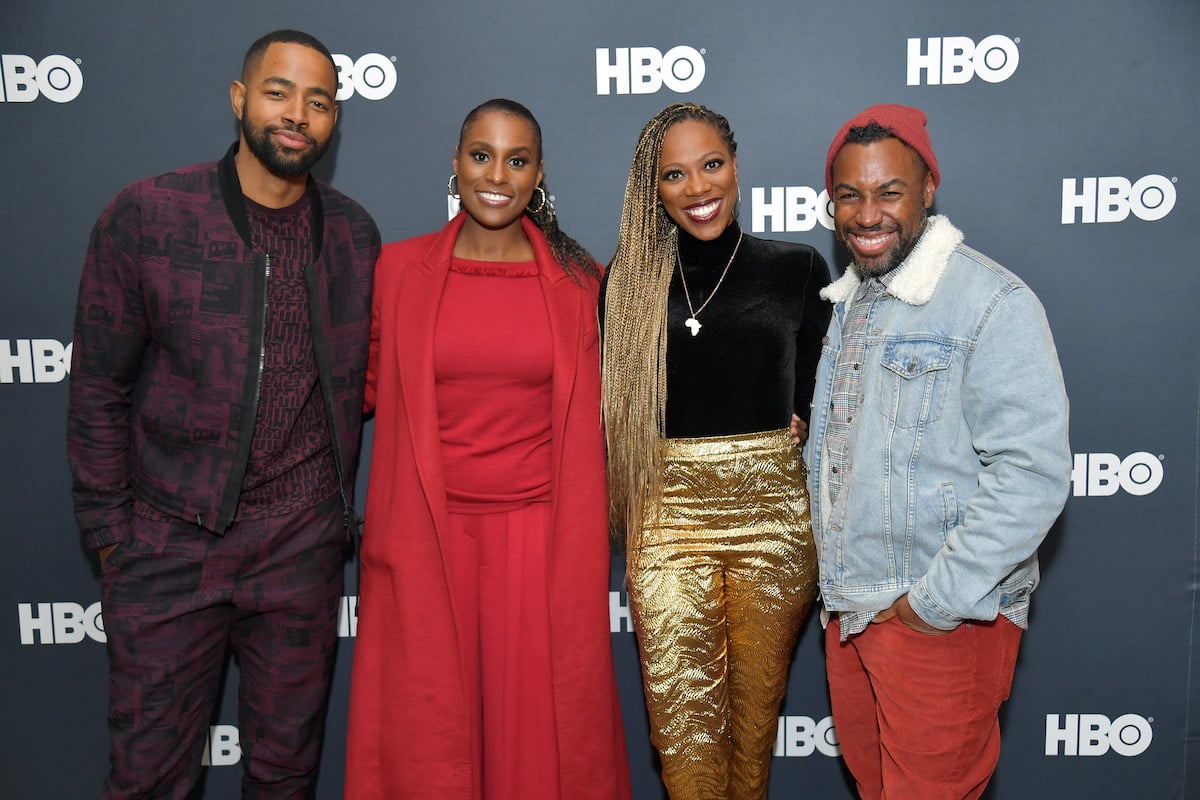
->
[597, 268, 608, 335]
[792, 248, 832, 423]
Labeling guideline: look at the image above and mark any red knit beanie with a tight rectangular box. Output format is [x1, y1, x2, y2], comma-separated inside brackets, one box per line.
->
[825, 104, 940, 196]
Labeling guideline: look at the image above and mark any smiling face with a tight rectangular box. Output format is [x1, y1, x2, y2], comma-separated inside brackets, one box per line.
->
[831, 136, 935, 277]
[656, 118, 738, 241]
[452, 110, 544, 234]
[232, 42, 338, 179]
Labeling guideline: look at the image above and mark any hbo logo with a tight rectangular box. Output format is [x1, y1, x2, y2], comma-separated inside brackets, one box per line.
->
[751, 186, 834, 234]
[201, 725, 242, 767]
[332, 53, 397, 101]
[1071, 452, 1163, 497]
[0, 338, 72, 384]
[18, 602, 105, 645]
[0, 54, 84, 103]
[1045, 714, 1153, 757]
[337, 595, 359, 638]
[773, 715, 840, 757]
[1061, 175, 1176, 224]
[596, 46, 705, 95]
[907, 35, 1019, 85]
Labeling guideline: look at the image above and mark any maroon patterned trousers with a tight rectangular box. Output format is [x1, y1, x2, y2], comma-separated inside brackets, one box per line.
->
[99, 494, 346, 799]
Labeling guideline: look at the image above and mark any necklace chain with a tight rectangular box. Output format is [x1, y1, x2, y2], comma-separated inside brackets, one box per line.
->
[676, 230, 743, 336]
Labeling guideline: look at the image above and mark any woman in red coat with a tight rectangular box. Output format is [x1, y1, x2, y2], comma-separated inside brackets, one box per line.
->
[345, 99, 631, 800]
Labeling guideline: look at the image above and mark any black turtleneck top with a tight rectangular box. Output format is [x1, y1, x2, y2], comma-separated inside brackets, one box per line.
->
[603, 221, 831, 439]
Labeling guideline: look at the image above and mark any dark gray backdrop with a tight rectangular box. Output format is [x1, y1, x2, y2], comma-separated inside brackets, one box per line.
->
[2, 1, 1197, 797]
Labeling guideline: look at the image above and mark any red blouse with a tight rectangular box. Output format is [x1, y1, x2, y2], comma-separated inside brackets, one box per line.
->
[434, 257, 553, 513]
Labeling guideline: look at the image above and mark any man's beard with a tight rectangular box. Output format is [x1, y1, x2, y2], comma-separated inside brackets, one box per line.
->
[241, 115, 329, 178]
[844, 210, 928, 279]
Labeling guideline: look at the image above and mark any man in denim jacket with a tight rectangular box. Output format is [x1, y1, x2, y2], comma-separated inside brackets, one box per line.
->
[805, 104, 1070, 800]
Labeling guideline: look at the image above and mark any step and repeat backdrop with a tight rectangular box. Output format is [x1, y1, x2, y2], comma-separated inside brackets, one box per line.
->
[2, 1, 1197, 797]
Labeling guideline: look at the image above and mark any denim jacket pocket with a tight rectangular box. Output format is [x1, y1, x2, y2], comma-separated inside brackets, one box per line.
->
[879, 338, 954, 429]
[939, 481, 960, 539]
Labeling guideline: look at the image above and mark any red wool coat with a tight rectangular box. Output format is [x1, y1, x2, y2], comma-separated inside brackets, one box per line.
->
[345, 213, 631, 799]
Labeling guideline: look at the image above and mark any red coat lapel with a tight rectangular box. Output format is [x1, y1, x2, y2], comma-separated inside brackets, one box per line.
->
[392, 213, 465, 552]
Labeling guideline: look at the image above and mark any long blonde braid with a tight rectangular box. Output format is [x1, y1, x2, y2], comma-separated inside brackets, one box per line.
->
[602, 103, 738, 552]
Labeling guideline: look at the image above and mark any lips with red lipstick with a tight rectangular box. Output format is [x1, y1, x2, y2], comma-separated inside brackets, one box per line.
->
[682, 197, 724, 225]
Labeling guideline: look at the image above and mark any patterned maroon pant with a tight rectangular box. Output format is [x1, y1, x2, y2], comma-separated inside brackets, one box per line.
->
[99, 494, 346, 799]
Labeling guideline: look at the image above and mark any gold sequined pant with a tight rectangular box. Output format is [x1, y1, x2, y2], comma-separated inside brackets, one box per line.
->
[629, 428, 817, 800]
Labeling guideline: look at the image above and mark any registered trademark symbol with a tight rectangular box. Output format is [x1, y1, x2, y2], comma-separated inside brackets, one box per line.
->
[1013, 37, 1020, 44]
[76, 58, 82, 65]
[1158, 454, 1165, 460]
[391, 56, 397, 62]
[1148, 717, 1154, 723]
[700, 49, 706, 55]
[1171, 177, 1177, 183]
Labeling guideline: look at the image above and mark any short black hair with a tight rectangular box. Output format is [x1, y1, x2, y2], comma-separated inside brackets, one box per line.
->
[241, 29, 336, 81]
[458, 98, 542, 159]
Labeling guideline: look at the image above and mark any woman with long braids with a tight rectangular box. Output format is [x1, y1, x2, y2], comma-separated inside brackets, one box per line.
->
[602, 103, 830, 799]
[346, 99, 630, 800]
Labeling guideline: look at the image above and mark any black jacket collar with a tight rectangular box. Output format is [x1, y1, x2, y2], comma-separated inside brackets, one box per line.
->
[217, 141, 325, 257]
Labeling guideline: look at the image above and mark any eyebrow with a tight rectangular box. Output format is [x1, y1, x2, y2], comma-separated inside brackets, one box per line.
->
[661, 150, 725, 169]
[463, 140, 534, 154]
[835, 177, 910, 192]
[261, 75, 335, 103]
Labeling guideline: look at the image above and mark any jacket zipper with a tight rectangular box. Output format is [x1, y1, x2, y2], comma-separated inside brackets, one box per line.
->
[210, 252, 270, 530]
[252, 253, 270, 421]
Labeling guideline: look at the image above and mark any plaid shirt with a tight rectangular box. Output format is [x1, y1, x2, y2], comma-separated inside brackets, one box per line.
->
[826, 275, 889, 503]
[826, 272, 892, 638]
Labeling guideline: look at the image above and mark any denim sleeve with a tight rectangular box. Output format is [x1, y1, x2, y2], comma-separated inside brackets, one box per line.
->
[908, 285, 1071, 629]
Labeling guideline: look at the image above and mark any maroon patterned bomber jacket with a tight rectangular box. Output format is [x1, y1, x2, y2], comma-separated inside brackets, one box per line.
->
[67, 143, 381, 548]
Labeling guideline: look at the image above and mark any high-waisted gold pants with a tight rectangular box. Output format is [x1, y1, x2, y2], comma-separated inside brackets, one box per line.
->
[629, 428, 817, 800]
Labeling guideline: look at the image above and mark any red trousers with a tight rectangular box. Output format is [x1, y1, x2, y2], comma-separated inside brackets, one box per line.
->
[825, 614, 1022, 800]
[446, 501, 560, 800]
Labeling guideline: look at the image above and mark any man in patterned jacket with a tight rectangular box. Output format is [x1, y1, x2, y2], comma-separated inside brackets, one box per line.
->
[66, 29, 380, 799]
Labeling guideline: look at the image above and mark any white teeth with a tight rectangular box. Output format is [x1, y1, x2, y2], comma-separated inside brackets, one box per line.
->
[479, 191, 509, 202]
[686, 200, 720, 219]
[855, 233, 891, 247]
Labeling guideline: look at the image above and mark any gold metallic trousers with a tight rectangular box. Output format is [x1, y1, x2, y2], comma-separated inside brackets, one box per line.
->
[629, 428, 817, 800]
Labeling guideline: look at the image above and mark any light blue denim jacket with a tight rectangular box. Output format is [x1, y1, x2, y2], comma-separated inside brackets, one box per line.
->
[805, 216, 1070, 632]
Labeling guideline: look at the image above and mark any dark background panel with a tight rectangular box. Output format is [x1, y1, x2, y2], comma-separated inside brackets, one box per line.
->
[2, 1, 1197, 797]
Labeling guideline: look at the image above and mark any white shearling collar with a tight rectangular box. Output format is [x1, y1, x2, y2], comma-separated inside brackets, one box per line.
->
[820, 215, 964, 306]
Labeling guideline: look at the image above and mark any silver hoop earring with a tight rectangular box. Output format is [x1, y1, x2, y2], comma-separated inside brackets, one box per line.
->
[447, 174, 459, 199]
[734, 184, 743, 218]
[526, 186, 547, 215]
